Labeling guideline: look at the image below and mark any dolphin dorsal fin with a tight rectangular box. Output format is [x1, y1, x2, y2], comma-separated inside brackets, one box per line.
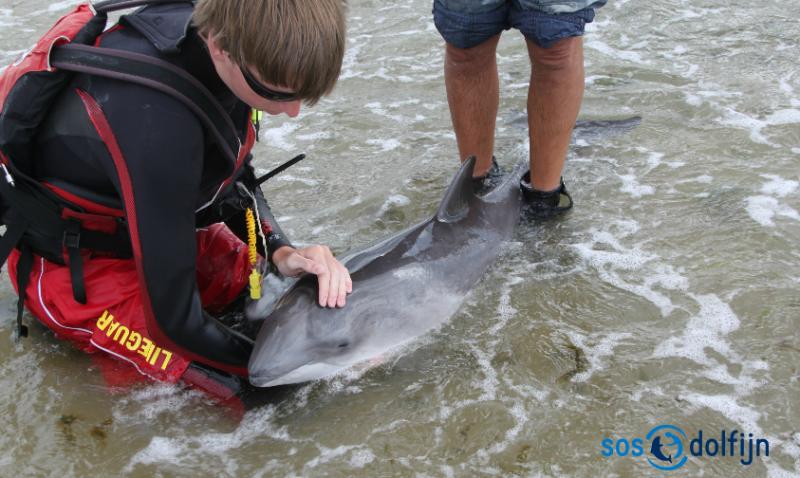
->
[436, 156, 477, 223]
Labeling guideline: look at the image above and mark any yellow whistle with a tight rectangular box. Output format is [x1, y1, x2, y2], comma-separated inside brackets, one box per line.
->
[249, 269, 262, 300]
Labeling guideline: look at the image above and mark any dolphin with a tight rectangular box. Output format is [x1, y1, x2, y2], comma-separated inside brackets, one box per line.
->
[650, 436, 673, 463]
[248, 156, 524, 387]
[507, 115, 643, 142]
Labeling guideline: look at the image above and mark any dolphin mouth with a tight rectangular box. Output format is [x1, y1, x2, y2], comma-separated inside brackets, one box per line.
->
[251, 362, 347, 387]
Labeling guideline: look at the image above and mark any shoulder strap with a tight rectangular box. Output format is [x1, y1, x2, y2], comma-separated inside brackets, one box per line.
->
[92, 0, 192, 14]
[49, 43, 240, 165]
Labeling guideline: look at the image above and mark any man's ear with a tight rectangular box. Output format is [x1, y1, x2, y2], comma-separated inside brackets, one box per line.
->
[204, 33, 229, 64]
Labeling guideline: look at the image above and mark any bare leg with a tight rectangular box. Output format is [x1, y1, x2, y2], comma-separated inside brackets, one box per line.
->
[444, 34, 502, 178]
[526, 36, 584, 191]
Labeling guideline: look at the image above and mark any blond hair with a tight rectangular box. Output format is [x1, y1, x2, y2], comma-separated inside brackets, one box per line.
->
[194, 0, 347, 105]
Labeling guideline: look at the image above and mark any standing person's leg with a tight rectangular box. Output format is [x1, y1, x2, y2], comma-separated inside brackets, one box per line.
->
[433, 0, 512, 178]
[511, 0, 605, 215]
[445, 34, 502, 178]
[526, 36, 584, 192]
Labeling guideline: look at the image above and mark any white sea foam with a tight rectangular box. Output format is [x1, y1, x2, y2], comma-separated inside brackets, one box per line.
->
[767, 465, 800, 478]
[586, 39, 649, 65]
[778, 78, 794, 95]
[378, 194, 410, 215]
[765, 109, 800, 125]
[716, 108, 800, 146]
[584, 74, 612, 87]
[695, 85, 744, 100]
[262, 122, 299, 151]
[611, 0, 631, 10]
[743, 174, 800, 229]
[566, 331, 633, 382]
[486, 402, 528, 455]
[431, 277, 532, 465]
[124, 402, 300, 474]
[113, 384, 201, 423]
[275, 174, 319, 187]
[46, 0, 80, 13]
[745, 196, 800, 227]
[759, 174, 799, 197]
[676, 174, 713, 184]
[339, 34, 367, 80]
[653, 292, 769, 401]
[467, 278, 521, 402]
[700, 363, 763, 391]
[680, 393, 763, 435]
[388, 99, 421, 108]
[0, 8, 14, 29]
[619, 172, 655, 197]
[304, 445, 358, 470]
[295, 131, 332, 141]
[363, 102, 407, 123]
[129, 436, 189, 464]
[684, 93, 703, 107]
[348, 448, 376, 468]
[782, 433, 800, 460]
[653, 294, 739, 364]
[646, 152, 665, 170]
[717, 107, 770, 145]
[571, 222, 687, 317]
[366, 138, 402, 152]
[359, 66, 414, 84]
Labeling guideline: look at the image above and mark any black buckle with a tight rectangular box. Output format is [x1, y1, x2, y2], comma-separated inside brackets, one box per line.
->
[63, 230, 80, 250]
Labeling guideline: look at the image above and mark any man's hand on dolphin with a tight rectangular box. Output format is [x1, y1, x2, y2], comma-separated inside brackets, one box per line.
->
[271, 245, 353, 308]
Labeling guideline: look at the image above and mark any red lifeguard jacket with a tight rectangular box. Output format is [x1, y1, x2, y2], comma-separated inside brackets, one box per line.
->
[0, 0, 251, 339]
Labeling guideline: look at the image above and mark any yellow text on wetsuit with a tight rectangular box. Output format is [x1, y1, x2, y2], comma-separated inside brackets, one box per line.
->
[96, 310, 174, 370]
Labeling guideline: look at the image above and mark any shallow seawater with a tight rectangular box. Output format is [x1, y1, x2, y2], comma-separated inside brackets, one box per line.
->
[1, 0, 798, 476]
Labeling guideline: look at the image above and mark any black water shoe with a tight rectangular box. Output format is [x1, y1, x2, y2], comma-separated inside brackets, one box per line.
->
[472, 157, 504, 195]
[520, 171, 573, 218]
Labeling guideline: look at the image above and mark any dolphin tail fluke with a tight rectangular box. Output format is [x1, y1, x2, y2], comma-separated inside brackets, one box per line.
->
[668, 455, 672, 463]
[436, 156, 477, 223]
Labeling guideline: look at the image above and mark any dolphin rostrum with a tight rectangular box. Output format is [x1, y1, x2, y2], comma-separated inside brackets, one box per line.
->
[248, 157, 525, 387]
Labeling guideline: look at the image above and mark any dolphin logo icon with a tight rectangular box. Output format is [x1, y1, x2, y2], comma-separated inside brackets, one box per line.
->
[645, 425, 687, 471]
[650, 436, 673, 463]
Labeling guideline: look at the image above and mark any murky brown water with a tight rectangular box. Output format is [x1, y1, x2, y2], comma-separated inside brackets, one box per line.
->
[0, 0, 798, 476]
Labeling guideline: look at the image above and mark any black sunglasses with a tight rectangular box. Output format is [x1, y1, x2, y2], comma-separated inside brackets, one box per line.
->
[239, 66, 298, 102]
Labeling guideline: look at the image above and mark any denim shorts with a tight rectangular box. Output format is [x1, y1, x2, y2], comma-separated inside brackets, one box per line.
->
[433, 0, 606, 49]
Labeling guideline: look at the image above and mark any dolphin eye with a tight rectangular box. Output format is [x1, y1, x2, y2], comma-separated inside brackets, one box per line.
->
[338, 342, 349, 348]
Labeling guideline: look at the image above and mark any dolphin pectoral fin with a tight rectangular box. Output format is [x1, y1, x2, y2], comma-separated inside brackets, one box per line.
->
[436, 156, 477, 223]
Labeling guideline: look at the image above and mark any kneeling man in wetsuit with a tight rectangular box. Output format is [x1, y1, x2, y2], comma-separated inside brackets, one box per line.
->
[1, 0, 351, 390]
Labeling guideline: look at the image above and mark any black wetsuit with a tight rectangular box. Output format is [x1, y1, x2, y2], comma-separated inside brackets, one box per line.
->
[32, 3, 289, 374]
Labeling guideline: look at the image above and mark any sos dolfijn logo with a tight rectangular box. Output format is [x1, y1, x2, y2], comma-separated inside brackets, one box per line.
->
[601, 424, 770, 471]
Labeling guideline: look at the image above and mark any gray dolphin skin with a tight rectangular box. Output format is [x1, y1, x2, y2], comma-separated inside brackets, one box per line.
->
[248, 157, 525, 387]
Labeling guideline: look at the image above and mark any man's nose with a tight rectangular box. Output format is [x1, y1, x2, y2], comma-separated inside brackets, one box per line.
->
[282, 100, 302, 118]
